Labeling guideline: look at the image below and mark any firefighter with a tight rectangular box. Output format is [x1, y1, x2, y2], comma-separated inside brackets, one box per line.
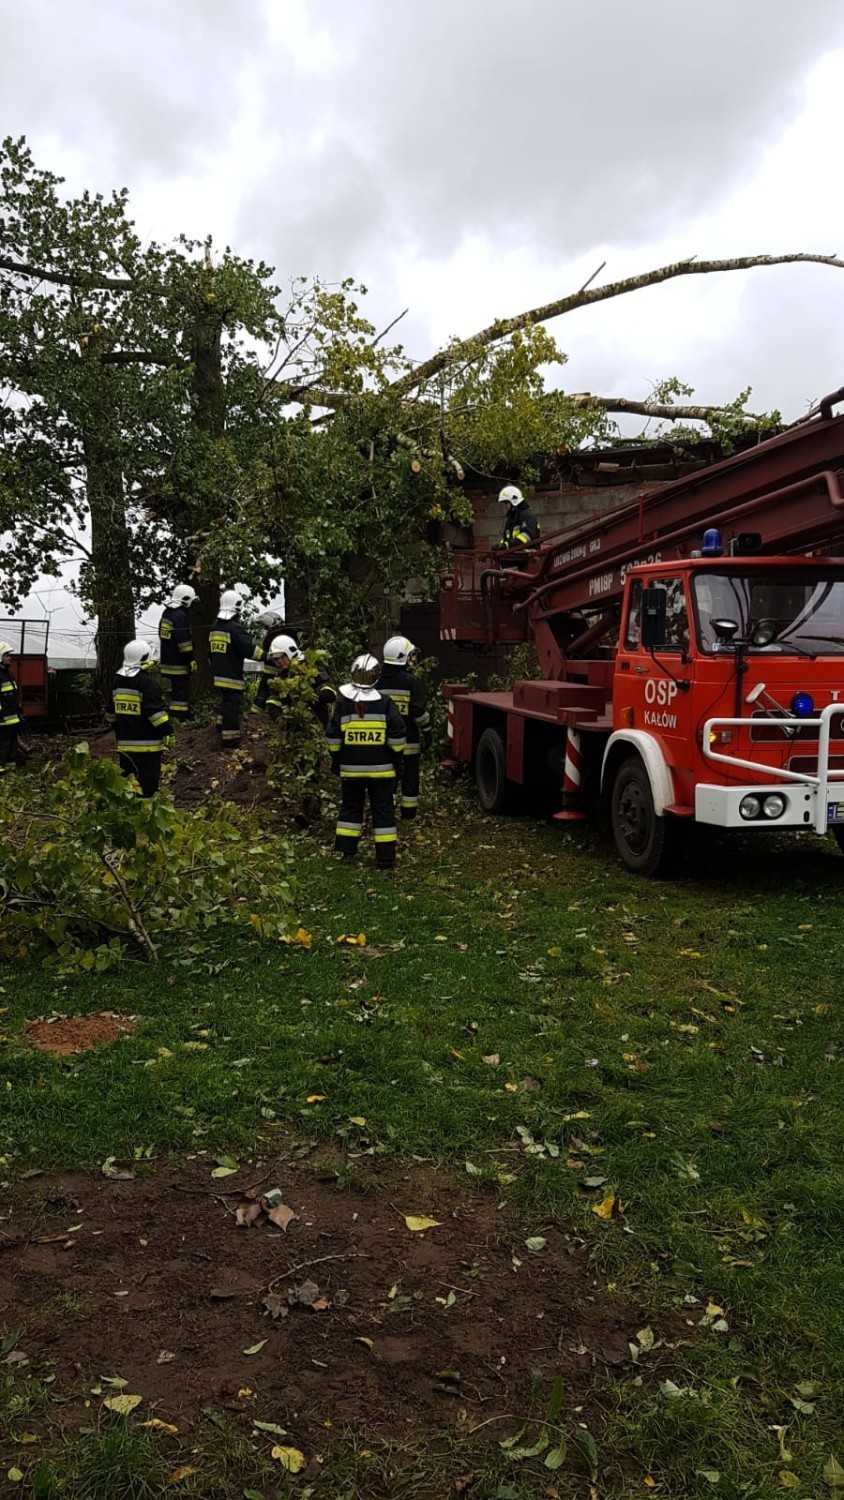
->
[0, 641, 22, 773]
[265, 634, 337, 826]
[379, 635, 430, 819]
[264, 635, 337, 729]
[326, 653, 406, 867]
[107, 639, 172, 797]
[496, 484, 540, 549]
[253, 608, 288, 710]
[158, 583, 197, 719]
[209, 590, 254, 748]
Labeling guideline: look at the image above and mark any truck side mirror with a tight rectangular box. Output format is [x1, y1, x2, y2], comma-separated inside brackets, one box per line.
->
[641, 585, 667, 649]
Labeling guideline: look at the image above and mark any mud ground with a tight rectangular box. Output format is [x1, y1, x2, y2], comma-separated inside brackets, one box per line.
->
[0, 1147, 651, 1460]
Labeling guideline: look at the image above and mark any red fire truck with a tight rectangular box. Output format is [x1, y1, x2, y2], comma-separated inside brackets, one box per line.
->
[441, 387, 844, 874]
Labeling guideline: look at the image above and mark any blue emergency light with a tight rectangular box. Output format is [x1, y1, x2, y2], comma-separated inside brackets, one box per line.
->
[701, 528, 724, 557]
[791, 692, 815, 718]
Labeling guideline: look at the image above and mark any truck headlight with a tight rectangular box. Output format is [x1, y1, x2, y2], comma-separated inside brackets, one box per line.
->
[762, 794, 786, 819]
[739, 795, 762, 820]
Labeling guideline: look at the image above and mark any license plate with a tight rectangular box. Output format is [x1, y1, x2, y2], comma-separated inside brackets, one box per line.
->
[828, 803, 844, 825]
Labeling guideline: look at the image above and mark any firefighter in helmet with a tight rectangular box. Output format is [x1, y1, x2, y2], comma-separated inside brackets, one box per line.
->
[209, 591, 254, 748]
[326, 654, 406, 866]
[253, 608, 290, 710]
[379, 635, 430, 819]
[158, 583, 197, 719]
[265, 634, 337, 826]
[0, 641, 22, 773]
[264, 635, 337, 729]
[107, 639, 172, 797]
[496, 484, 540, 550]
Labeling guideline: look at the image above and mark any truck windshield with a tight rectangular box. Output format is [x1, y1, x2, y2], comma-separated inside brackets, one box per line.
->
[693, 569, 844, 654]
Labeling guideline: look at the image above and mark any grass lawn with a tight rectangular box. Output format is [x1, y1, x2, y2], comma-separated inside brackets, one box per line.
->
[1, 776, 844, 1497]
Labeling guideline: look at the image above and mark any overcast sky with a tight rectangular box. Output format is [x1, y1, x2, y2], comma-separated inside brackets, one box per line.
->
[4, 0, 844, 645]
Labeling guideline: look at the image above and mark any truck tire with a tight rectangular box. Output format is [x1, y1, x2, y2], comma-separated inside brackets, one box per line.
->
[610, 755, 681, 877]
[476, 727, 510, 813]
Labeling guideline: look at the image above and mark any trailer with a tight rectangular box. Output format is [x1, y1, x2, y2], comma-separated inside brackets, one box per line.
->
[440, 387, 844, 874]
[0, 619, 50, 722]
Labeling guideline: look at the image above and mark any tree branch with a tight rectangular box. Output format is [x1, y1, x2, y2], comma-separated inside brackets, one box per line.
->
[0, 255, 135, 291]
[100, 351, 181, 367]
[388, 252, 844, 397]
[566, 393, 767, 424]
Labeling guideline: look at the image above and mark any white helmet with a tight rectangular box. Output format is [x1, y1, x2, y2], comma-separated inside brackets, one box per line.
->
[258, 608, 283, 631]
[168, 583, 197, 609]
[383, 635, 418, 667]
[267, 633, 303, 664]
[498, 484, 524, 506]
[218, 589, 240, 620]
[122, 639, 154, 677]
[0, 641, 13, 660]
[342, 652, 381, 700]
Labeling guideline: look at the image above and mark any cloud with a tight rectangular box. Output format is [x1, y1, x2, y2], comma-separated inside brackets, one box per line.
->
[1, 0, 268, 177]
[240, 0, 844, 267]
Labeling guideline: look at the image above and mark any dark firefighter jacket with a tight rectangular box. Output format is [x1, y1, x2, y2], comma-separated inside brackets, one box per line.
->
[500, 501, 540, 548]
[209, 617, 253, 692]
[0, 664, 21, 729]
[266, 661, 337, 729]
[107, 668, 171, 753]
[378, 664, 430, 754]
[326, 689, 406, 778]
[158, 605, 194, 677]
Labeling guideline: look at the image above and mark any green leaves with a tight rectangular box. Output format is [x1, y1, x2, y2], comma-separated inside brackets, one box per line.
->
[0, 744, 296, 968]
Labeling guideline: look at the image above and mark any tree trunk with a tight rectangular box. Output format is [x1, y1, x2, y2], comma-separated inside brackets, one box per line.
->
[191, 569, 221, 697]
[84, 426, 135, 703]
[188, 287, 226, 695]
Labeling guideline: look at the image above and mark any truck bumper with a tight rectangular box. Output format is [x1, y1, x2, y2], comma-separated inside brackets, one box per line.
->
[695, 782, 819, 830]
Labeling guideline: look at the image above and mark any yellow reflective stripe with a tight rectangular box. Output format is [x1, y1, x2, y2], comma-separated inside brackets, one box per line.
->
[213, 677, 245, 690]
[340, 768, 395, 778]
[116, 741, 162, 752]
[2, 715, 21, 726]
[149, 712, 169, 727]
[336, 826, 362, 838]
[160, 665, 189, 676]
[403, 744, 420, 756]
[178, 642, 193, 653]
[373, 831, 397, 842]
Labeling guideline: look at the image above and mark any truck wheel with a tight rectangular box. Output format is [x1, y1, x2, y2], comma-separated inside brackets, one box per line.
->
[610, 756, 680, 876]
[476, 727, 510, 813]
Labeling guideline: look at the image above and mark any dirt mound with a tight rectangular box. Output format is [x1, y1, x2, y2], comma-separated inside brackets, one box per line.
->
[0, 1148, 648, 1462]
[24, 1012, 137, 1055]
[86, 719, 281, 814]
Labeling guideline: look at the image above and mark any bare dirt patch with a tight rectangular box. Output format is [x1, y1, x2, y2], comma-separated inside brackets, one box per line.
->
[0, 1147, 651, 1462]
[23, 1011, 137, 1055]
[86, 720, 282, 815]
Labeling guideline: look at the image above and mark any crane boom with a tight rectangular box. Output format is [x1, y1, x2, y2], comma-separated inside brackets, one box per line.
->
[441, 397, 844, 654]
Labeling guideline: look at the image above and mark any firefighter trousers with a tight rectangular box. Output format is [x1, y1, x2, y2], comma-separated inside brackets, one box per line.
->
[119, 751, 162, 798]
[164, 672, 191, 717]
[335, 777, 397, 866]
[399, 747, 420, 818]
[0, 728, 19, 771]
[217, 688, 244, 746]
